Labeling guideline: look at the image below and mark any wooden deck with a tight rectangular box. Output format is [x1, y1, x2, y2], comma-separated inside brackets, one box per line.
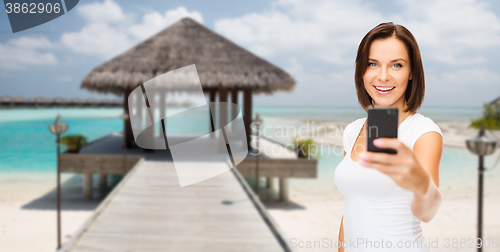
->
[58, 134, 297, 252]
[60, 133, 317, 200]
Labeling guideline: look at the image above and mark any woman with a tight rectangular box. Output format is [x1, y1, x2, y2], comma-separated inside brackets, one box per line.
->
[334, 22, 443, 251]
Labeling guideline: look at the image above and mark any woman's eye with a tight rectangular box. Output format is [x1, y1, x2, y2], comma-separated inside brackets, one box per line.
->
[393, 63, 403, 68]
[368, 62, 377, 67]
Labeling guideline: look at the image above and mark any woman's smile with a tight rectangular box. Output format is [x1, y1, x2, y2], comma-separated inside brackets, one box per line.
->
[373, 85, 395, 95]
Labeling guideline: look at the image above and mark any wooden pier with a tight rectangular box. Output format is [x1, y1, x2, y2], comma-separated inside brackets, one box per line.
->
[58, 160, 294, 251]
[58, 134, 298, 252]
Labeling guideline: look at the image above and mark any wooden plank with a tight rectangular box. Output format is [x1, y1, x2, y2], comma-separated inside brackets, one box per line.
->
[59, 160, 294, 252]
[60, 154, 142, 175]
[236, 157, 317, 178]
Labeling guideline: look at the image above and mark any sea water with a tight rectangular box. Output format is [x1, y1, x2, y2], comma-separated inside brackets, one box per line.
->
[0, 106, 497, 182]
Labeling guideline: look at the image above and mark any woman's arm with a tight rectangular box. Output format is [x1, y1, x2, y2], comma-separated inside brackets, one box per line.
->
[411, 132, 443, 223]
[358, 131, 444, 223]
[339, 150, 346, 252]
[339, 214, 344, 252]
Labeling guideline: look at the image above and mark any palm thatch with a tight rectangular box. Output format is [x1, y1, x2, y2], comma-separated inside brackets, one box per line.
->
[81, 17, 295, 95]
[490, 96, 500, 105]
[0, 95, 12, 103]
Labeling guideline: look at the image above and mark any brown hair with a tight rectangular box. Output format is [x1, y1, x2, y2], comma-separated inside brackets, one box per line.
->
[355, 22, 424, 113]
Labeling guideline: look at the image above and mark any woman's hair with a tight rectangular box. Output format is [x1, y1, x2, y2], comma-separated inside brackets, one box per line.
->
[355, 22, 424, 113]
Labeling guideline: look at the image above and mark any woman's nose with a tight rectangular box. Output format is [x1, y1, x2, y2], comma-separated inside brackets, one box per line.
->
[378, 68, 390, 82]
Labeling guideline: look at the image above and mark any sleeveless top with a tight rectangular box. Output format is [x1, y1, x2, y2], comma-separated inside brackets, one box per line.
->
[334, 112, 443, 251]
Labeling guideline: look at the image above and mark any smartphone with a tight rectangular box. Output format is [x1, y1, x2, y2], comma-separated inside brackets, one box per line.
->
[367, 106, 398, 154]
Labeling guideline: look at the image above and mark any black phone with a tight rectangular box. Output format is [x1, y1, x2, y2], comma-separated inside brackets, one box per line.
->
[367, 106, 398, 154]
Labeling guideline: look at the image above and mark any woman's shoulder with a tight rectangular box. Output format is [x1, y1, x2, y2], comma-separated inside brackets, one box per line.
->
[405, 112, 443, 149]
[408, 113, 442, 135]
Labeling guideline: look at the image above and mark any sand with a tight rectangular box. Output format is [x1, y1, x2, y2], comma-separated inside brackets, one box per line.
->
[0, 173, 107, 252]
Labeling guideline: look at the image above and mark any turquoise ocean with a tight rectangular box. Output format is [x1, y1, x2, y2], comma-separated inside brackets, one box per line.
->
[0, 106, 496, 183]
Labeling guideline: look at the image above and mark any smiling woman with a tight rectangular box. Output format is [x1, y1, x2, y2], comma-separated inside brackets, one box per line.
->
[334, 22, 443, 252]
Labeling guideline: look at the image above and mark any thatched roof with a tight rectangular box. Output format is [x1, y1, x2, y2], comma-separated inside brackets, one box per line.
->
[81, 17, 295, 95]
[0, 95, 12, 102]
[490, 96, 500, 105]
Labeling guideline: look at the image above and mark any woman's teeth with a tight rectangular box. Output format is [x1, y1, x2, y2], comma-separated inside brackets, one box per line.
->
[374, 86, 395, 91]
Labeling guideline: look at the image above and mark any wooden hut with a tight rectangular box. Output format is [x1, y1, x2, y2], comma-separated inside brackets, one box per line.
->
[0, 95, 12, 106]
[80, 17, 296, 147]
[67, 97, 83, 107]
[33, 96, 48, 108]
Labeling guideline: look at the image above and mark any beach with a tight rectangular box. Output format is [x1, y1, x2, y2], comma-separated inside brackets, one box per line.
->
[0, 173, 106, 252]
[1, 115, 500, 251]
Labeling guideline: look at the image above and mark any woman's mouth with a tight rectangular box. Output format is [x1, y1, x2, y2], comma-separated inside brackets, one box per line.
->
[373, 85, 395, 95]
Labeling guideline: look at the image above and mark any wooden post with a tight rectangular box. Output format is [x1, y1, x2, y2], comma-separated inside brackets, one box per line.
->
[243, 88, 252, 149]
[99, 174, 108, 187]
[219, 88, 228, 152]
[266, 177, 274, 189]
[279, 178, 289, 201]
[136, 88, 143, 147]
[83, 173, 93, 200]
[231, 89, 239, 132]
[123, 87, 134, 148]
[159, 91, 166, 136]
[209, 89, 216, 135]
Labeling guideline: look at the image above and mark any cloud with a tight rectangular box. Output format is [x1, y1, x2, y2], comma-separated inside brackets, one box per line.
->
[61, 1, 203, 59]
[0, 1, 203, 70]
[0, 37, 57, 70]
[61, 23, 135, 58]
[427, 67, 500, 89]
[129, 7, 203, 40]
[76, 0, 127, 24]
[214, 0, 500, 66]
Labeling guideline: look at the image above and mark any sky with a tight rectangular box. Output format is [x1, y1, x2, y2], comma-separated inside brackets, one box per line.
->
[0, 0, 499, 108]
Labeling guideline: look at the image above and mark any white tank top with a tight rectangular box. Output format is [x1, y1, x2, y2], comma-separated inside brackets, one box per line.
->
[334, 112, 443, 251]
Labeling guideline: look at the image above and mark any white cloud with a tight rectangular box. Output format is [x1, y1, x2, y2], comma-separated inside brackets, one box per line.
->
[61, 23, 135, 58]
[76, 0, 127, 24]
[0, 37, 57, 70]
[129, 7, 203, 40]
[214, 0, 500, 66]
[61, 1, 203, 59]
[427, 67, 500, 88]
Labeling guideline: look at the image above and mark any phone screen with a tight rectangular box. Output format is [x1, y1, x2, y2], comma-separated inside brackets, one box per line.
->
[367, 107, 399, 154]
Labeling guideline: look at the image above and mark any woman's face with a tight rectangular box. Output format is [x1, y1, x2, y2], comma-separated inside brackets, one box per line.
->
[362, 37, 412, 109]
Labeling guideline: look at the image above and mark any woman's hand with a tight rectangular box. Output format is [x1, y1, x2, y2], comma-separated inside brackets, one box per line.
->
[358, 138, 431, 196]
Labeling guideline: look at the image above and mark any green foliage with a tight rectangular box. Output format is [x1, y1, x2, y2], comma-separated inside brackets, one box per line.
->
[470, 103, 500, 130]
[289, 137, 321, 159]
[60, 134, 88, 147]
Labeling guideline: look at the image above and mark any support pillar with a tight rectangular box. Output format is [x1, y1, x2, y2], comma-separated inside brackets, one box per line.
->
[123, 87, 134, 148]
[209, 89, 216, 136]
[83, 173, 93, 200]
[159, 91, 166, 136]
[266, 177, 274, 189]
[279, 178, 289, 201]
[99, 174, 108, 187]
[243, 88, 252, 149]
[231, 89, 239, 131]
[218, 88, 228, 152]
